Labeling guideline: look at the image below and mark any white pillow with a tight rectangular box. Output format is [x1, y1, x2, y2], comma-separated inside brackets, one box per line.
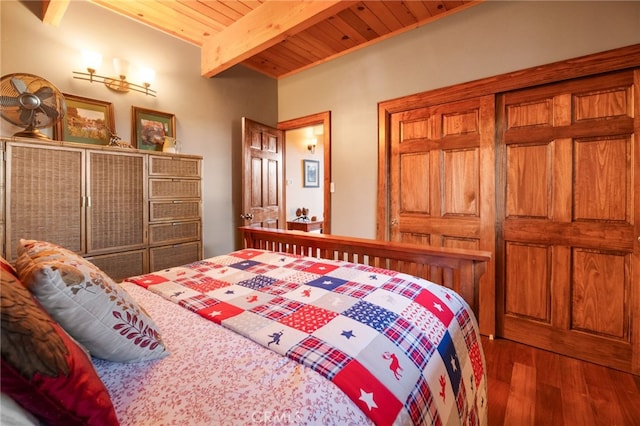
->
[1, 393, 41, 426]
[15, 239, 169, 363]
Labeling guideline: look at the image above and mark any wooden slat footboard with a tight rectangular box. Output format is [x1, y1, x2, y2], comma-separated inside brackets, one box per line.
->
[240, 227, 491, 316]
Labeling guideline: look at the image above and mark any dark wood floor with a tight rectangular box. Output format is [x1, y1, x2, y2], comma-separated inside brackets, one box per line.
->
[482, 336, 640, 425]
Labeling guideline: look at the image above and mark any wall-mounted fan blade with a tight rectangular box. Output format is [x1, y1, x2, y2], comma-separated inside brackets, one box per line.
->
[19, 108, 34, 125]
[34, 86, 54, 100]
[39, 103, 59, 119]
[10, 77, 27, 94]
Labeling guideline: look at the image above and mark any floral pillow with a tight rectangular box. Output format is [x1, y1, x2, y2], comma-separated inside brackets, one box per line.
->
[15, 239, 168, 363]
[1, 258, 119, 425]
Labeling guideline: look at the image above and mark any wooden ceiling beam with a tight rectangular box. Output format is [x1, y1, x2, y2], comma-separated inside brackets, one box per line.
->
[41, 0, 70, 26]
[201, 1, 355, 78]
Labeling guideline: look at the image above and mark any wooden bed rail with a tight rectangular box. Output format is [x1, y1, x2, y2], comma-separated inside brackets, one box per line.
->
[240, 227, 491, 315]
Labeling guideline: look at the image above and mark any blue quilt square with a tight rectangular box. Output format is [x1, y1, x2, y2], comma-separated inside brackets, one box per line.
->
[438, 331, 462, 395]
[229, 260, 260, 270]
[237, 275, 277, 290]
[342, 300, 398, 332]
[306, 276, 348, 291]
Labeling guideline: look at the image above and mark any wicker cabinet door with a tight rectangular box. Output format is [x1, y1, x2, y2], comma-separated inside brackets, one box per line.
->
[86, 150, 147, 254]
[5, 143, 84, 261]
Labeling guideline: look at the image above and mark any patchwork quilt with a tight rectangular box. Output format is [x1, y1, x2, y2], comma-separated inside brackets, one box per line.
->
[126, 249, 486, 426]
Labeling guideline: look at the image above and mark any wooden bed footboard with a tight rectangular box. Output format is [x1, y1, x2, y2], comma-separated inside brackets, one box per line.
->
[240, 227, 491, 316]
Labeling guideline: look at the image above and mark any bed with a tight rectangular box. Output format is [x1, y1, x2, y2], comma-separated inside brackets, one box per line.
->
[1, 227, 490, 426]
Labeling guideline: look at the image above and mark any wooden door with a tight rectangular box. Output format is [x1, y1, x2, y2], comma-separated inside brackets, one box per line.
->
[86, 150, 147, 254]
[4, 142, 85, 261]
[241, 117, 284, 228]
[497, 70, 640, 374]
[388, 95, 496, 335]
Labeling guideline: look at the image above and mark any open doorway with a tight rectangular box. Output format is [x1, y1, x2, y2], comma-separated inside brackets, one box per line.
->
[278, 111, 331, 234]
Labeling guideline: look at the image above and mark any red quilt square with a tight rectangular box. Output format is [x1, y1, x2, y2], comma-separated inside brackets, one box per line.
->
[279, 305, 338, 334]
[231, 249, 264, 259]
[303, 262, 340, 275]
[199, 302, 244, 324]
[415, 289, 454, 326]
[126, 274, 169, 288]
[333, 360, 403, 426]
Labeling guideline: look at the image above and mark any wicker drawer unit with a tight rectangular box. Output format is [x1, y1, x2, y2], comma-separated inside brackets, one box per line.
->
[149, 220, 201, 246]
[2, 139, 202, 275]
[85, 248, 148, 282]
[149, 155, 200, 178]
[148, 153, 203, 272]
[149, 178, 201, 199]
[149, 200, 201, 222]
[150, 241, 202, 271]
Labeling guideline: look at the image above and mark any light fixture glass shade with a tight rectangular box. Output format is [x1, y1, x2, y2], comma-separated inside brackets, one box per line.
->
[112, 58, 130, 78]
[73, 51, 157, 96]
[82, 51, 102, 72]
[138, 66, 155, 85]
[307, 137, 317, 154]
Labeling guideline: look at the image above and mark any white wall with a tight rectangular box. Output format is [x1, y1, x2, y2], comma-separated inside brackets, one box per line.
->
[285, 127, 324, 222]
[278, 1, 640, 238]
[0, 0, 278, 256]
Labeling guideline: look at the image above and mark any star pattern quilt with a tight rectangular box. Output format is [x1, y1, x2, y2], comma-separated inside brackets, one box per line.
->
[126, 249, 487, 426]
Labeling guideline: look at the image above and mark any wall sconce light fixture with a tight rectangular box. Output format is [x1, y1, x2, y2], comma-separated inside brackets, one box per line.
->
[73, 51, 156, 97]
[307, 137, 317, 154]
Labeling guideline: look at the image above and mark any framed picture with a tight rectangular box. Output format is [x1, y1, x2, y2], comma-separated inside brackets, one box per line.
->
[303, 159, 320, 188]
[131, 106, 175, 150]
[55, 94, 115, 145]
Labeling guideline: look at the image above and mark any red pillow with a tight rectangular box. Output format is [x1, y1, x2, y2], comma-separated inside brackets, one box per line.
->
[0, 260, 119, 425]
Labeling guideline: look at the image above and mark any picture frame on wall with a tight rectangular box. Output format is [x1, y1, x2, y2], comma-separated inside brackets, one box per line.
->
[54, 94, 115, 145]
[303, 159, 320, 188]
[131, 106, 175, 151]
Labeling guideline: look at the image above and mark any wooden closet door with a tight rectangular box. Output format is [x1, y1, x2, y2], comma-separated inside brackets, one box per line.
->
[5, 143, 85, 261]
[388, 95, 496, 334]
[241, 117, 284, 229]
[497, 70, 640, 374]
[86, 150, 146, 254]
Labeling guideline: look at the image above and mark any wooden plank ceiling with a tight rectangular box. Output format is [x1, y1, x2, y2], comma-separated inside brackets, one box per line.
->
[43, 0, 481, 79]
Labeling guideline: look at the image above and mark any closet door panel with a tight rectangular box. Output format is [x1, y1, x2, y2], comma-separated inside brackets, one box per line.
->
[498, 70, 639, 373]
[388, 95, 496, 333]
[86, 150, 146, 254]
[5, 143, 84, 261]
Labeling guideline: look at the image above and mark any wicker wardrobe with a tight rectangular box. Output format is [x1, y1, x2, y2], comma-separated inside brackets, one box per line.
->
[1, 138, 202, 281]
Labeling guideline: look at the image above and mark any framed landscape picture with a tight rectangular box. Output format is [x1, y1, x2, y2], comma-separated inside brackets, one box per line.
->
[131, 106, 175, 151]
[55, 94, 115, 145]
[303, 159, 320, 188]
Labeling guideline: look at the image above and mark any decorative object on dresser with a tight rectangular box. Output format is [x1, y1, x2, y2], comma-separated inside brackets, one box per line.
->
[53, 93, 115, 145]
[0, 137, 202, 280]
[0, 73, 66, 140]
[287, 207, 323, 232]
[131, 106, 175, 151]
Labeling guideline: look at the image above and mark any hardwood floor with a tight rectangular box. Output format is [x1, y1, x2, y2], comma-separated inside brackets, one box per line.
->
[482, 336, 640, 425]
